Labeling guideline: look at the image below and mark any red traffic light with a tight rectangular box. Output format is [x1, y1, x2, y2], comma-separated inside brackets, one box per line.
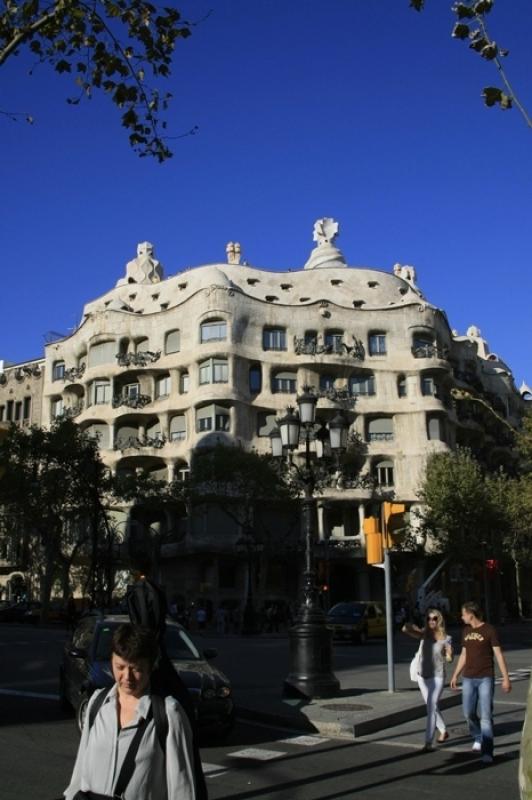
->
[485, 559, 499, 572]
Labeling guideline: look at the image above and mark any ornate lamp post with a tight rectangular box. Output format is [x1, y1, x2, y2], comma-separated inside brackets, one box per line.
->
[270, 387, 348, 699]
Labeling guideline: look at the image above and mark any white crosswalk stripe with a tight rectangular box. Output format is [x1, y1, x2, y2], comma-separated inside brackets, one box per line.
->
[228, 747, 288, 761]
[278, 735, 330, 746]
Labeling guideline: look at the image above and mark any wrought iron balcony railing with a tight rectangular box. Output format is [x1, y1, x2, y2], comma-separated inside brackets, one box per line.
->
[116, 351, 161, 368]
[112, 393, 152, 409]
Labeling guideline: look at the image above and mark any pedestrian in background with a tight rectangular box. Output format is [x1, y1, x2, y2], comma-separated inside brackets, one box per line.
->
[403, 607, 453, 751]
[450, 601, 511, 764]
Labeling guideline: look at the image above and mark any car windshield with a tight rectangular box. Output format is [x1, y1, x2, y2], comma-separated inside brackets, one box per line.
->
[94, 623, 201, 662]
[328, 603, 365, 618]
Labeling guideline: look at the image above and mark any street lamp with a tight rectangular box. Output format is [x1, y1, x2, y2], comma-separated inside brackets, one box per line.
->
[270, 387, 348, 699]
[235, 532, 264, 635]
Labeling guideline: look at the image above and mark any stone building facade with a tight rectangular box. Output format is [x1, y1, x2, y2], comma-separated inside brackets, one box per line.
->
[0, 220, 526, 610]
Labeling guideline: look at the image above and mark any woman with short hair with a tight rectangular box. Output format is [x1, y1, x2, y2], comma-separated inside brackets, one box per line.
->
[403, 608, 453, 752]
[64, 623, 196, 800]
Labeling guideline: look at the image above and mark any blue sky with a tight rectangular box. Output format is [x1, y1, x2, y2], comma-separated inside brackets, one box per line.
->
[1, 0, 531, 385]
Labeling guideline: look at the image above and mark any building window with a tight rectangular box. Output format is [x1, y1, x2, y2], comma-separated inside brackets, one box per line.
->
[123, 382, 140, 400]
[367, 417, 394, 442]
[427, 414, 446, 441]
[93, 380, 111, 405]
[85, 423, 110, 449]
[263, 327, 286, 351]
[412, 333, 435, 358]
[196, 404, 230, 433]
[51, 397, 64, 418]
[199, 358, 228, 385]
[325, 330, 344, 353]
[170, 415, 186, 441]
[200, 320, 227, 343]
[349, 373, 376, 396]
[136, 338, 150, 353]
[0, 405, 4, 422]
[374, 460, 394, 487]
[249, 364, 262, 394]
[320, 374, 335, 391]
[304, 330, 318, 347]
[257, 412, 277, 436]
[421, 375, 435, 396]
[14, 401, 22, 422]
[368, 332, 387, 356]
[155, 375, 171, 398]
[23, 396, 31, 421]
[88, 341, 116, 367]
[6, 400, 13, 421]
[52, 360, 65, 381]
[397, 375, 407, 397]
[179, 371, 189, 394]
[165, 330, 180, 354]
[272, 370, 297, 393]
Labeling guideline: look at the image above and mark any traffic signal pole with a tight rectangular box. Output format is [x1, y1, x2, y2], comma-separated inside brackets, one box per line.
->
[383, 548, 395, 693]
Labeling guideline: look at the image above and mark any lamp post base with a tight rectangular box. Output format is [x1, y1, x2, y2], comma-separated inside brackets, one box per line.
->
[283, 604, 340, 700]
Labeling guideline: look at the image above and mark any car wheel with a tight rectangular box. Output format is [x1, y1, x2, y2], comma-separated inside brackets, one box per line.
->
[59, 668, 72, 712]
[77, 694, 89, 733]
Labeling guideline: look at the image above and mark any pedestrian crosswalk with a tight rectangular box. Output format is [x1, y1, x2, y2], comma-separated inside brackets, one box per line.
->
[497, 668, 530, 683]
[201, 734, 331, 779]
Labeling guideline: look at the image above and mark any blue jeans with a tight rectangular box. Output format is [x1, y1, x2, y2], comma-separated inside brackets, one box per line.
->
[462, 676, 494, 756]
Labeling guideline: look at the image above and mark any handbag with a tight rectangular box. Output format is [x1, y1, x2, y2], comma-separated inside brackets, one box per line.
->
[410, 642, 422, 682]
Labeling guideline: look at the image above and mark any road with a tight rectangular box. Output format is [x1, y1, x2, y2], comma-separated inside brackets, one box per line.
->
[0, 623, 528, 800]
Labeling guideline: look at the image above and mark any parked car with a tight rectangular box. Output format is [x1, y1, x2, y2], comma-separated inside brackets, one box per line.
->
[59, 614, 234, 740]
[24, 600, 70, 625]
[326, 601, 386, 643]
[0, 601, 40, 623]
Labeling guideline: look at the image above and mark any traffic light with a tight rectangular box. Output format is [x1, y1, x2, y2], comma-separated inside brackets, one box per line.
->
[485, 559, 499, 573]
[363, 516, 383, 565]
[382, 502, 406, 548]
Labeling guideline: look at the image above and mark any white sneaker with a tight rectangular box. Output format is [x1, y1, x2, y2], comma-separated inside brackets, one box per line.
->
[472, 741, 482, 752]
[482, 754, 493, 764]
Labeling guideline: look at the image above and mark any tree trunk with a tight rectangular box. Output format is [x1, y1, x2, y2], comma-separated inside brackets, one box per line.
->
[513, 554, 524, 619]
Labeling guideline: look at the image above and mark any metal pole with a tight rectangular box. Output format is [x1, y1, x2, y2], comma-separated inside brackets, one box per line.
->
[384, 548, 395, 693]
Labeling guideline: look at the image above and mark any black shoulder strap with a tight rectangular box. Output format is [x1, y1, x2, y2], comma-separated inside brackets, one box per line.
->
[87, 687, 112, 732]
[113, 707, 153, 798]
[151, 693, 168, 754]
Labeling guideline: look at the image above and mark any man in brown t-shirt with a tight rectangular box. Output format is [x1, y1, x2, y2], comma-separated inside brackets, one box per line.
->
[450, 601, 511, 764]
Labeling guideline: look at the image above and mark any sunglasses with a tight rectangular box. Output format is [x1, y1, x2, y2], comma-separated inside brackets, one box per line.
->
[427, 615, 439, 621]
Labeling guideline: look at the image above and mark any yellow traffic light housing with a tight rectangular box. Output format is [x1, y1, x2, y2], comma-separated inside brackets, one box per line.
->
[382, 502, 406, 547]
[363, 516, 383, 565]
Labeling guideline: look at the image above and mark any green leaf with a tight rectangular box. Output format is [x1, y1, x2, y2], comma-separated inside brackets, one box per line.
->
[452, 23, 470, 40]
[480, 42, 498, 60]
[452, 3, 475, 19]
[55, 59, 71, 73]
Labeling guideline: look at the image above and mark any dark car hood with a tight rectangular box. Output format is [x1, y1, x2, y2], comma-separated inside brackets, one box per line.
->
[173, 659, 230, 691]
[88, 658, 230, 693]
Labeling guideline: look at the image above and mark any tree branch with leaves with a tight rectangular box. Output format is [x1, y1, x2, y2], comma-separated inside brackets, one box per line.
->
[0, 0, 197, 160]
[410, 0, 531, 128]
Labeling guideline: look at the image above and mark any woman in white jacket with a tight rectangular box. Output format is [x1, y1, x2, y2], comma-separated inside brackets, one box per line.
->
[403, 608, 453, 752]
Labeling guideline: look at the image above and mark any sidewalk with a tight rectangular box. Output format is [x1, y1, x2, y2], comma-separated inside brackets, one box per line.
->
[198, 631, 463, 739]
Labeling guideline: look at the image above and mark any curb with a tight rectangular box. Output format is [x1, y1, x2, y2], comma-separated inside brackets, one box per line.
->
[235, 691, 463, 740]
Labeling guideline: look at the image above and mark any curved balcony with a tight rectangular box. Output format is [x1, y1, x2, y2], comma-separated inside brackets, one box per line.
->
[294, 335, 365, 362]
[116, 350, 161, 368]
[112, 393, 152, 410]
